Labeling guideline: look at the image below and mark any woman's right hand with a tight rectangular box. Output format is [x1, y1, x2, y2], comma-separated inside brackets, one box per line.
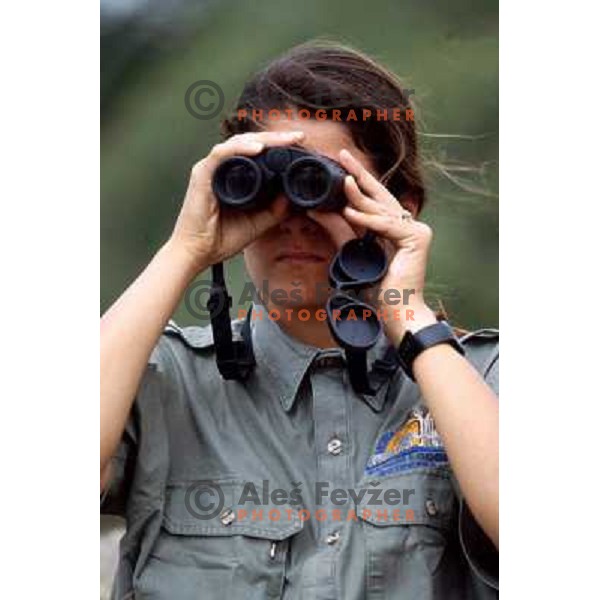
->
[168, 130, 305, 273]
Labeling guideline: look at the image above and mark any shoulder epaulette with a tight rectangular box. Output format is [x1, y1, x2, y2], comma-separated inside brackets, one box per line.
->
[459, 328, 499, 377]
[163, 319, 214, 351]
[162, 318, 247, 352]
[460, 328, 499, 345]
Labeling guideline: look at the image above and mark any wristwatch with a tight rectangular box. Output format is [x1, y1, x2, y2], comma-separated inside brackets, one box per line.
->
[396, 321, 465, 380]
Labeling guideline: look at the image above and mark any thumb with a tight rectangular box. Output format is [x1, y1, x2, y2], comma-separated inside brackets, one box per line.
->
[247, 196, 291, 237]
[306, 209, 359, 249]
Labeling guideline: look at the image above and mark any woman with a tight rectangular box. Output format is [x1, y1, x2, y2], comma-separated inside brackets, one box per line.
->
[101, 40, 499, 599]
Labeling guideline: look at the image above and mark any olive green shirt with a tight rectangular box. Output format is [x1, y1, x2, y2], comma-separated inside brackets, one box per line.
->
[101, 312, 499, 599]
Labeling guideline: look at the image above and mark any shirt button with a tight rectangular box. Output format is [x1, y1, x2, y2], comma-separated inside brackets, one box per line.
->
[326, 531, 340, 545]
[327, 437, 343, 456]
[220, 508, 236, 526]
[425, 498, 438, 517]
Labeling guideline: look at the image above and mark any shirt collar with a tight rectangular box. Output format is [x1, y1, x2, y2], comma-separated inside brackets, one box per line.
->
[251, 313, 394, 413]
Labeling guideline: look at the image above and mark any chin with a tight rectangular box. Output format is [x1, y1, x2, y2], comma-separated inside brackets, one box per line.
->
[260, 273, 330, 310]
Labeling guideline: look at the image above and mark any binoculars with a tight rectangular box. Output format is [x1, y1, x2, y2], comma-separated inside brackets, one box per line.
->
[209, 145, 392, 394]
[212, 146, 348, 211]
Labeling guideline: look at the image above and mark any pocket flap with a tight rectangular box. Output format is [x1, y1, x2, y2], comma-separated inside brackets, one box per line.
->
[356, 470, 457, 529]
[163, 478, 304, 540]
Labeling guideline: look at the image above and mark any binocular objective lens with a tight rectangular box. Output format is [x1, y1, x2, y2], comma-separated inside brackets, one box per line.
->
[223, 164, 258, 200]
[287, 162, 330, 203]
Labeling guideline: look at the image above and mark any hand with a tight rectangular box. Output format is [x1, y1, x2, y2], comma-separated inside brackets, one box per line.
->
[167, 130, 305, 273]
[315, 148, 437, 344]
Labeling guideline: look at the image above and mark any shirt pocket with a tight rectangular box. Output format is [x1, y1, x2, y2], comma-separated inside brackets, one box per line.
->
[356, 470, 457, 600]
[135, 478, 304, 600]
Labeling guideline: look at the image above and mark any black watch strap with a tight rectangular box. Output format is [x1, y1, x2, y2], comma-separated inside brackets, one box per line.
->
[397, 321, 465, 380]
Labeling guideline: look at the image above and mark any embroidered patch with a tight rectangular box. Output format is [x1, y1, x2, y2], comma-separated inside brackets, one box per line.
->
[365, 408, 449, 476]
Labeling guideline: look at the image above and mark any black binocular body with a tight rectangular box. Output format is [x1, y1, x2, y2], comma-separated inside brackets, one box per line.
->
[212, 146, 348, 212]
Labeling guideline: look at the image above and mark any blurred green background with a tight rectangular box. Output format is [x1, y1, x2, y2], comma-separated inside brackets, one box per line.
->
[101, 0, 498, 332]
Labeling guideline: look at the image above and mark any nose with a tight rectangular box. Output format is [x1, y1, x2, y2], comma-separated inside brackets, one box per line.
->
[278, 211, 322, 239]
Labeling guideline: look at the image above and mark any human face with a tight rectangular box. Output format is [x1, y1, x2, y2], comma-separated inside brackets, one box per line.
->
[243, 117, 376, 310]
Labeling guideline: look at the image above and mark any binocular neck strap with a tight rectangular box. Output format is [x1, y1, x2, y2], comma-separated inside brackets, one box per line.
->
[208, 262, 255, 380]
[344, 344, 401, 396]
[345, 348, 373, 395]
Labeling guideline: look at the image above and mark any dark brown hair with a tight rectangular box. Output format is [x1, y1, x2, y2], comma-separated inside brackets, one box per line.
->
[221, 40, 426, 214]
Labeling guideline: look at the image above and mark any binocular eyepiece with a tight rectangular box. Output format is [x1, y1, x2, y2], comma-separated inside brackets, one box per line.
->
[212, 146, 348, 211]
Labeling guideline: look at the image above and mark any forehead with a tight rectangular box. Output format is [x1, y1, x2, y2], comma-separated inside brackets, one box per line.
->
[265, 116, 374, 170]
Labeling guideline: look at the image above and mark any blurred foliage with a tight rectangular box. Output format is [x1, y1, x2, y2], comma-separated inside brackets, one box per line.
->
[101, 0, 498, 330]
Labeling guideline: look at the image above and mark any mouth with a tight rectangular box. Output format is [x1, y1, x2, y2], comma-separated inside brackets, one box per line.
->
[275, 251, 327, 264]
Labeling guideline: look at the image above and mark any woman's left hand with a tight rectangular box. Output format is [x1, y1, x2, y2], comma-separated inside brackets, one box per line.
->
[308, 148, 437, 345]
[311, 154, 499, 549]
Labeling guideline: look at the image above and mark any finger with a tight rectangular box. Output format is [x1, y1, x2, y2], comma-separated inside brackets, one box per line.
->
[223, 129, 307, 152]
[306, 209, 359, 249]
[243, 130, 306, 145]
[343, 205, 410, 242]
[339, 148, 398, 208]
[344, 175, 385, 215]
[235, 196, 292, 240]
[344, 206, 428, 251]
[204, 130, 306, 171]
[250, 197, 290, 236]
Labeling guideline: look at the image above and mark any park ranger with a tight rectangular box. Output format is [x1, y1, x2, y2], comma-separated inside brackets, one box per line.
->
[101, 41, 499, 599]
